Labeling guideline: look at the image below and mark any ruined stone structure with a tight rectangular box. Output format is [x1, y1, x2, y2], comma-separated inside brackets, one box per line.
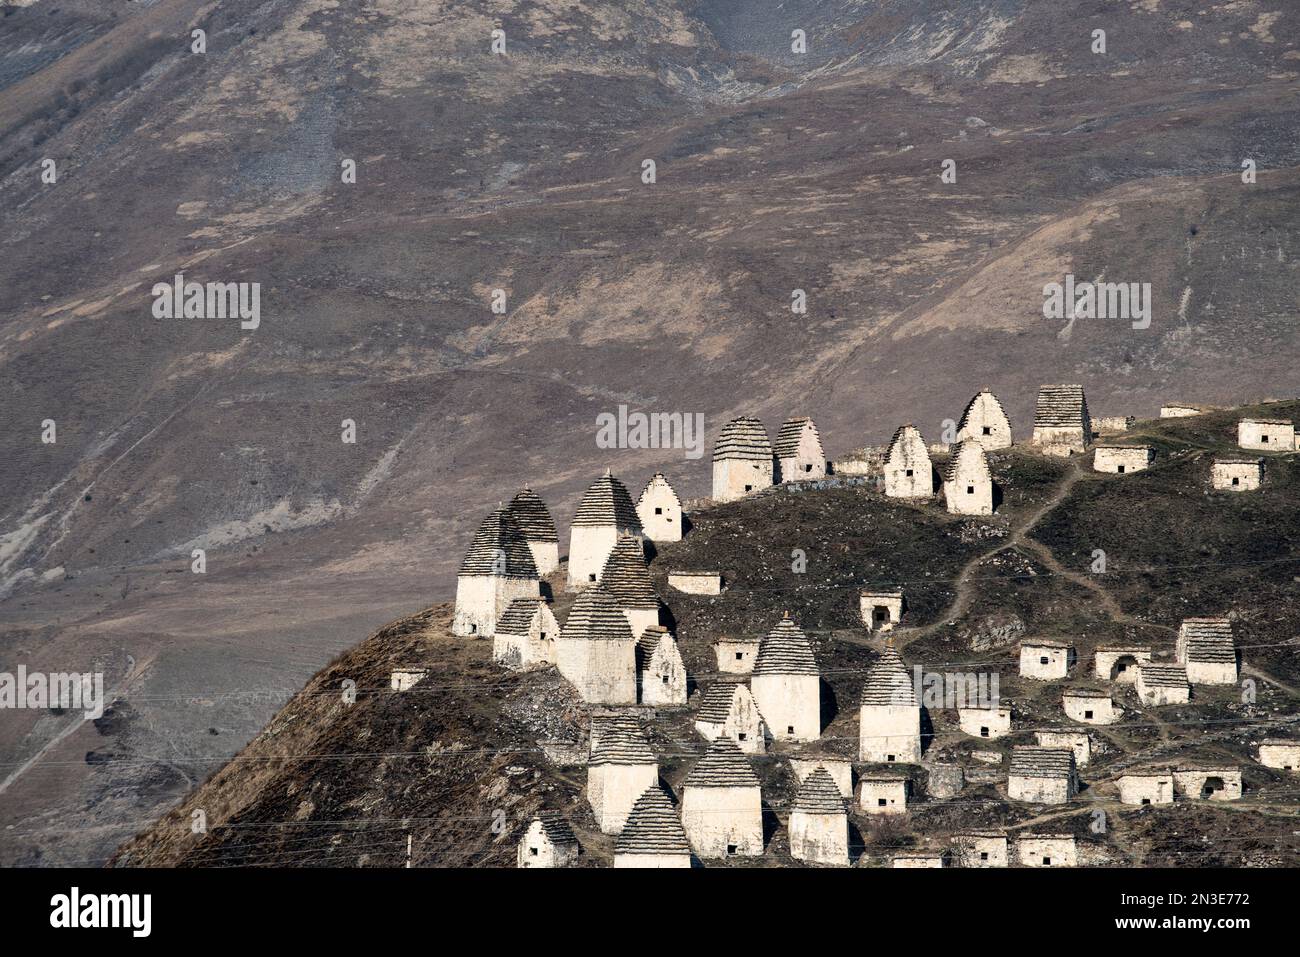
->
[453, 506, 540, 638]
[959, 705, 1011, 740]
[389, 668, 427, 692]
[788, 767, 849, 866]
[924, 762, 965, 799]
[1094, 645, 1151, 683]
[714, 635, 761, 674]
[517, 813, 579, 868]
[1161, 404, 1213, 418]
[1238, 417, 1295, 451]
[1063, 689, 1117, 725]
[789, 755, 853, 798]
[1258, 740, 1300, 771]
[858, 772, 909, 815]
[942, 440, 994, 515]
[773, 417, 827, 482]
[600, 536, 661, 638]
[637, 627, 686, 707]
[635, 472, 683, 543]
[1177, 617, 1238, 685]
[1008, 746, 1077, 804]
[1212, 457, 1264, 491]
[712, 416, 774, 503]
[1135, 663, 1190, 706]
[883, 425, 935, 498]
[1174, 766, 1242, 801]
[507, 486, 559, 576]
[1031, 384, 1091, 456]
[893, 853, 945, 868]
[1117, 770, 1174, 805]
[556, 586, 637, 705]
[859, 589, 905, 632]
[1093, 444, 1153, 474]
[1035, 730, 1091, 767]
[681, 737, 764, 858]
[613, 785, 692, 869]
[667, 570, 722, 595]
[859, 643, 921, 763]
[1093, 415, 1134, 435]
[956, 389, 1012, 450]
[1016, 834, 1077, 867]
[953, 831, 1008, 868]
[1019, 639, 1073, 680]
[567, 469, 643, 591]
[693, 681, 765, 753]
[750, 615, 821, 742]
[587, 721, 659, 834]
[492, 597, 560, 670]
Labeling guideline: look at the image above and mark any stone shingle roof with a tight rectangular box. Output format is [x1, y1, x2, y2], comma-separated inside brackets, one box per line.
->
[507, 486, 558, 543]
[773, 417, 821, 458]
[942, 439, 991, 483]
[695, 681, 743, 724]
[1009, 746, 1076, 779]
[457, 506, 538, 578]
[684, 736, 761, 789]
[1180, 618, 1236, 663]
[956, 389, 1008, 433]
[637, 472, 680, 506]
[713, 416, 773, 462]
[600, 536, 658, 610]
[885, 424, 924, 462]
[533, 811, 579, 847]
[561, 586, 635, 642]
[589, 722, 657, 767]
[752, 616, 818, 677]
[1138, 663, 1189, 688]
[615, 786, 690, 856]
[791, 767, 846, 815]
[1215, 456, 1264, 466]
[1033, 384, 1089, 429]
[859, 644, 916, 707]
[495, 597, 547, 637]
[571, 470, 642, 529]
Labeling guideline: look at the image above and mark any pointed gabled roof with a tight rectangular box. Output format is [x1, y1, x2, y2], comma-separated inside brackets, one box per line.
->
[1033, 384, 1089, 428]
[458, 506, 538, 578]
[600, 536, 659, 610]
[508, 486, 558, 543]
[956, 389, 1009, 432]
[561, 586, 635, 642]
[943, 440, 992, 483]
[589, 722, 657, 767]
[532, 812, 579, 847]
[615, 786, 690, 856]
[572, 470, 642, 529]
[753, 616, 818, 677]
[495, 597, 549, 637]
[696, 680, 744, 724]
[684, 736, 761, 789]
[860, 644, 916, 707]
[773, 417, 822, 458]
[1180, 618, 1236, 663]
[637, 472, 680, 506]
[713, 416, 773, 462]
[885, 424, 928, 463]
[1138, 663, 1189, 688]
[792, 767, 846, 815]
[1010, 746, 1076, 778]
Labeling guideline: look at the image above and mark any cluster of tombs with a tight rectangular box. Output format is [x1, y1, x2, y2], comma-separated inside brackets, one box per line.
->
[439, 388, 1299, 867]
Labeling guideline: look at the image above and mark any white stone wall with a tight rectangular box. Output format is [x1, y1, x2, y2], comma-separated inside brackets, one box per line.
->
[453, 574, 539, 637]
[588, 762, 660, 834]
[668, 572, 722, 595]
[613, 851, 691, 869]
[1212, 461, 1262, 490]
[1186, 659, 1238, 686]
[1093, 415, 1133, 434]
[1093, 446, 1153, 474]
[1008, 774, 1073, 804]
[493, 604, 560, 670]
[567, 525, 622, 591]
[789, 810, 848, 865]
[789, 759, 853, 797]
[776, 428, 827, 482]
[557, 637, 637, 705]
[1135, 671, 1189, 706]
[712, 458, 773, 503]
[884, 428, 934, 498]
[957, 394, 1012, 450]
[641, 636, 687, 707]
[714, 639, 760, 674]
[858, 779, 907, 815]
[621, 606, 661, 641]
[1035, 731, 1091, 766]
[1063, 694, 1117, 725]
[517, 821, 578, 868]
[752, 673, 820, 742]
[1094, 648, 1151, 683]
[1117, 774, 1173, 805]
[1161, 405, 1204, 418]
[859, 593, 904, 631]
[1174, 768, 1242, 801]
[1238, 419, 1294, 451]
[893, 855, 944, 868]
[526, 540, 560, 577]
[681, 786, 763, 857]
[1032, 425, 1088, 456]
[943, 449, 993, 515]
[636, 481, 683, 542]
[958, 707, 1011, 740]
[859, 703, 921, 763]
[1016, 837, 1077, 867]
[1019, 645, 1071, 680]
[1259, 743, 1300, 770]
[390, 670, 427, 692]
[953, 834, 1008, 867]
[723, 687, 766, 754]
